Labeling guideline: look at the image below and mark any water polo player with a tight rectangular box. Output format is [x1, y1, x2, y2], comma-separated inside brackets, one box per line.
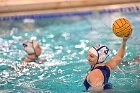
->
[83, 35, 132, 92]
[22, 40, 47, 64]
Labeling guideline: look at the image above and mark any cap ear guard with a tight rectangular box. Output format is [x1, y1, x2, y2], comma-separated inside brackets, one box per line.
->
[93, 44, 109, 64]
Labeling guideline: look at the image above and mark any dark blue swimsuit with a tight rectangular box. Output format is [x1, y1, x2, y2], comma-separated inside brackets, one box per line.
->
[83, 66, 112, 91]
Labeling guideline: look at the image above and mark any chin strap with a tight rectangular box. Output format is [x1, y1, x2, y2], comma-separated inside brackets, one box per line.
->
[31, 40, 38, 57]
[90, 61, 104, 71]
[90, 64, 96, 71]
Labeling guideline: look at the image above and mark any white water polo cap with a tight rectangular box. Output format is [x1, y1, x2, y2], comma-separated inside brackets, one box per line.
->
[22, 40, 38, 55]
[89, 44, 110, 64]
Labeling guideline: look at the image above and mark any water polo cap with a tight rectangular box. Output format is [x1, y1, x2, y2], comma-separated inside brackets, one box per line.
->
[22, 40, 38, 56]
[89, 44, 109, 64]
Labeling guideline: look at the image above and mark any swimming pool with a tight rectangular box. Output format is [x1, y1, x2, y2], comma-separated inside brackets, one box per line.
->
[0, 7, 140, 93]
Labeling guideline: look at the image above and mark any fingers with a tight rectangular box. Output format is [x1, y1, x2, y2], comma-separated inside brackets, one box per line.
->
[123, 28, 133, 41]
[124, 28, 132, 37]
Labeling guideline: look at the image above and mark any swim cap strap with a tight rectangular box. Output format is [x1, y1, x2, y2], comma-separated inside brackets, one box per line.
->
[32, 40, 37, 56]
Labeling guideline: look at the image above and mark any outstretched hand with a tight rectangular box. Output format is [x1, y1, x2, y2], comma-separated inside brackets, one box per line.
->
[123, 29, 132, 42]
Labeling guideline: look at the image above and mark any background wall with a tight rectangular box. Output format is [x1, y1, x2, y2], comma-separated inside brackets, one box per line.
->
[0, 0, 140, 16]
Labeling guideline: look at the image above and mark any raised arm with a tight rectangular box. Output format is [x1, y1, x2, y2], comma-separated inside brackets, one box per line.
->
[106, 35, 131, 71]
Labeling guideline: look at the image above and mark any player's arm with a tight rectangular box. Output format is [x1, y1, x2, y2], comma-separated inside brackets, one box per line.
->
[106, 36, 131, 71]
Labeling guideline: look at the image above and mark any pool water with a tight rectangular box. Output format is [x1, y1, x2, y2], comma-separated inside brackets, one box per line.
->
[0, 10, 140, 93]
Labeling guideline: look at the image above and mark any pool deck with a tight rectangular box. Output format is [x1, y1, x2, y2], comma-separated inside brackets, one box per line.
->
[0, 0, 140, 17]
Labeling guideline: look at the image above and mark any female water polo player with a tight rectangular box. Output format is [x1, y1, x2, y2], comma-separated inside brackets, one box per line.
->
[22, 40, 47, 65]
[83, 31, 132, 92]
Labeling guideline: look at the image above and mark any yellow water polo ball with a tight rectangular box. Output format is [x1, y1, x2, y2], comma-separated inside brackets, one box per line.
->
[112, 18, 132, 37]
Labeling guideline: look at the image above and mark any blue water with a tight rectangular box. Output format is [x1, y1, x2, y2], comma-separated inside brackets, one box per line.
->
[0, 10, 140, 93]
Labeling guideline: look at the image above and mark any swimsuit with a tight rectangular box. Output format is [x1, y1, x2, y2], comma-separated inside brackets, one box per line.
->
[83, 66, 112, 91]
